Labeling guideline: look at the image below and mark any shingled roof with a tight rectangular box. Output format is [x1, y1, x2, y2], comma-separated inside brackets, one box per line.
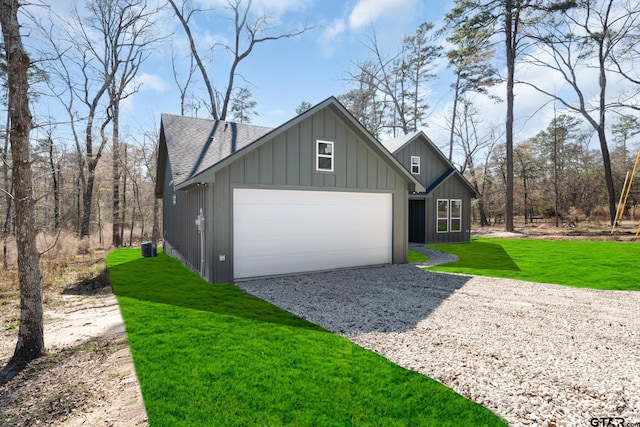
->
[380, 131, 418, 154]
[160, 113, 273, 187]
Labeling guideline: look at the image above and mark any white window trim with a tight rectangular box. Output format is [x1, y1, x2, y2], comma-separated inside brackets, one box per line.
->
[316, 140, 334, 172]
[450, 199, 462, 233]
[410, 156, 420, 175]
[437, 199, 449, 233]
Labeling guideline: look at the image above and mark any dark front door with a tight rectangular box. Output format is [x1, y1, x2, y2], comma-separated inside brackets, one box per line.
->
[408, 199, 426, 244]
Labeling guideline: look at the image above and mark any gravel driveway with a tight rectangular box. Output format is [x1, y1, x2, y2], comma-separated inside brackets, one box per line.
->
[238, 263, 640, 427]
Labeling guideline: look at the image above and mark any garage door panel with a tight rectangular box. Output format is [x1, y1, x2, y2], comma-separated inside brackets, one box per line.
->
[233, 189, 392, 279]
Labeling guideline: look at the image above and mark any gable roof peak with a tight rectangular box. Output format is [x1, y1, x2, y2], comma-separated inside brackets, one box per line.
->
[160, 113, 273, 187]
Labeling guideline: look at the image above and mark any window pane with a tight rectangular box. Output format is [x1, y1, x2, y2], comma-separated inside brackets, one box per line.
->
[411, 157, 419, 165]
[318, 157, 332, 170]
[451, 219, 461, 231]
[412, 165, 419, 174]
[437, 200, 448, 218]
[451, 200, 461, 217]
[437, 219, 448, 232]
[318, 142, 332, 155]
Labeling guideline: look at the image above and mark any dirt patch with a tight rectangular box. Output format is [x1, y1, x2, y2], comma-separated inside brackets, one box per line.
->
[0, 265, 147, 426]
[472, 222, 640, 241]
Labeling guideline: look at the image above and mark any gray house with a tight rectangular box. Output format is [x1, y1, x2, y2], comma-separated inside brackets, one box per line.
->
[156, 97, 425, 283]
[381, 132, 477, 244]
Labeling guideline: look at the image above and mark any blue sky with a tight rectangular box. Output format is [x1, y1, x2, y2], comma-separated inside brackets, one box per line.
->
[28, 0, 639, 162]
[133, 0, 456, 130]
[30, 0, 461, 150]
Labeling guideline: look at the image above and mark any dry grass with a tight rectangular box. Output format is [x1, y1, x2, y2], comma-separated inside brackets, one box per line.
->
[0, 231, 109, 337]
[479, 218, 640, 241]
[0, 231, 108, 293]
[0, 231, 148, 426]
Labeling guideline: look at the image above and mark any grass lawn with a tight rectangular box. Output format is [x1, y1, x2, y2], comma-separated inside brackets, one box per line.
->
[408, 249, 429, 263]
[107, 249, 505, 426]
[427, 237, 640, 291]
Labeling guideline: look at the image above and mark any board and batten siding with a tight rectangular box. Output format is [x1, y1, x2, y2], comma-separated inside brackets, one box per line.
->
[389, 136, 473, 244]
[392, 141, 449, 187]
[210, 107, 409, 283]
[162, 158, 213, 279]
[424, 174, 472, 244]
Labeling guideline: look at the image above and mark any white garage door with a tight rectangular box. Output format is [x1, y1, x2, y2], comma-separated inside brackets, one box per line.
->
[233, 188, 393, 279]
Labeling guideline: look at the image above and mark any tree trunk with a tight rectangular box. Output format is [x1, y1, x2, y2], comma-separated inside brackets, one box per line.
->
[112, 99, 121, 247]
[81, 160, 98, 238]
[504, 3, 515, 232]
[120, 143, 127, 246]
[76, 176, 81, 235]
[167, 0, 219, 120]
[1, 0, 45, 367]
[598, 37, 616, 225]
[449, 76, 461, 162]
[2, 92, 12, 239]
[152, 197, 161, 242]
[47, 136, 60, 229]
[599, 128, 617, 225]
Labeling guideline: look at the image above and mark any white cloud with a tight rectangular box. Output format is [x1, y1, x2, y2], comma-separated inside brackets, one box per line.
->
[318, 18, 346, 58]
[136, 73, 168, 93]
[348, 0, 417, 30]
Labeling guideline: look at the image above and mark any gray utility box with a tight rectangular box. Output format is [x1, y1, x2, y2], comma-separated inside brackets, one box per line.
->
[141, 241, 157, 257]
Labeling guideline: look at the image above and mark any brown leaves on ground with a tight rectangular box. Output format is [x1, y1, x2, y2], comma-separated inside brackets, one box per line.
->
[0, 247, 147, 426]
[0, 338, 146, 426]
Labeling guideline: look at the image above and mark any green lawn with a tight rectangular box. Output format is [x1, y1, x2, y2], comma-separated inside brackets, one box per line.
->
[107, 249, 505, 426]
[427, 237, 640, 291]
[408, 249, 429, 263]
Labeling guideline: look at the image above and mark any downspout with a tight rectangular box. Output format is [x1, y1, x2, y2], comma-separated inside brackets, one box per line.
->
[195, 208, 205, 277]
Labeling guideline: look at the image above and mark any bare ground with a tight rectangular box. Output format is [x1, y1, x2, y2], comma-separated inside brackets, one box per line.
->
[0, 259, 147, 426]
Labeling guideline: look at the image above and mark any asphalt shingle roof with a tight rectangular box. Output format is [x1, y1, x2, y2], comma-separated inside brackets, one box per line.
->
[161, 113, 273, 186]
[380, 131, 420, 154]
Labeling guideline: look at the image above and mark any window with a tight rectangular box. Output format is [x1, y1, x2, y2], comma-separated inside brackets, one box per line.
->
[450, 199, 462, 232]
[410, 156, 420, 175]
[316, 140, 334, 172]
[437, 199, 449, 232]
[436, 199, 462, 233]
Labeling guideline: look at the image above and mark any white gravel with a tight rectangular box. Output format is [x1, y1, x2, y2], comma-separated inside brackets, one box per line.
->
[237, 263, 640, 427]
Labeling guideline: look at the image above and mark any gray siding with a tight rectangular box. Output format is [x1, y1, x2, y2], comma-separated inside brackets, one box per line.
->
[393, 137, 473, 244]
[424, 174, 472, 244]
[162, 158, 213, 278]
[393, 141, 449, 189]
[210, 108, 408, 283]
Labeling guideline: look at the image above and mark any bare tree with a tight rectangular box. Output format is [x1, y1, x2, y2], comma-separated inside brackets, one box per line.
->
[88, 0, 163, 247]
[0, 0, 44, 374]
[1, 46, 13, 255]
[339, 60, 387, 138]
[35, 9, 112, 239]
[35, 0, 161, 243]
[171, 46, 197, 116]
[168, 0, 313, 120]
[454, 98, 500, 226]
[446, 0, 576, 231]
[523, 0, 640, 225]
[167, 0, 220, 119]
[345, 24, 441, 137]
[514, 140, 542, 224]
